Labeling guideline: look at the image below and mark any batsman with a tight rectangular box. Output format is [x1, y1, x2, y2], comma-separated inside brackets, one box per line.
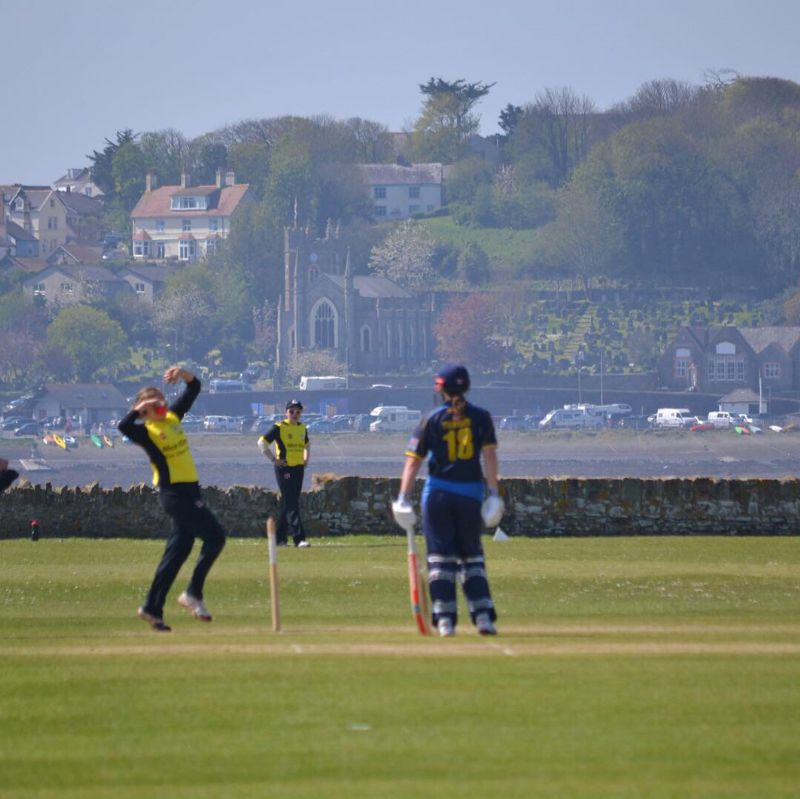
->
[392, 363, 504, 637]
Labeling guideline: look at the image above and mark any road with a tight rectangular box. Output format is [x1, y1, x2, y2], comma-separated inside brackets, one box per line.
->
[4, 428, 800, 488]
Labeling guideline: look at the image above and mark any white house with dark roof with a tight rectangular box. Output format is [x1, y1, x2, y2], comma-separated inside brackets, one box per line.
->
[277, 224, 433, 375]
[129, 170, 249, 262]
[117, 264, 170, 303]
[356, 163, 443, 219]
[53, 167, 104, 198]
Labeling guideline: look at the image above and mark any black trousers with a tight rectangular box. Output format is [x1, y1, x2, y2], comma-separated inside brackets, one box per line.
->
[144, 483, 226, 616]
[274, 464, 306, 545]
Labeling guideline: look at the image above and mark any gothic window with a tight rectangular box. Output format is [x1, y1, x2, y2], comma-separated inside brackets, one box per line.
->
[361, 326, 371, 353]
[312, 300, 337, 349]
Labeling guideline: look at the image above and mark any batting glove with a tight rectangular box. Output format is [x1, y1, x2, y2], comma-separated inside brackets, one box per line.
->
[481, 490, 505, 527]
[392, 493, 417, 531]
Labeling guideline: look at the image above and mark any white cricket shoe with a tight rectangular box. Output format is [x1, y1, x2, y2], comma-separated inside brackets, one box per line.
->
[178, 592, 212, 622]
[437, 617, 455, 637]
[297, 540, 310, 548]
[476, 613, 497, 636]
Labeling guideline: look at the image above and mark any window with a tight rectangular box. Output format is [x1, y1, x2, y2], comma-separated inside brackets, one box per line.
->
[361, 325, 371, 353]
[674, 358, 690, 378]
[397, 322, 403, 357]
[182, 219, 192, 232]
[313, 300, 336, 348]
[206, 239, 216, 255]
[133, 240, 150, 257]
[385, 324, 392, 357]
[156, 219, 165, 232]
[179, 239, 196, 261]
[50, 198, 55, 207]
[134, 282, 146, 295]
[209, 218, 219, 232]
[15, 198, 23, 210]
[156, 242, 165, 258]
[707, 357, 745, 382]
[308, 265, 319, 283]
[170, 195, 208, 210]
[33, 282, 45, 296]
[374, 187, 386, 199]
[409, 186, 420, 199]
[764, 362, 781, 378]
[375, 205, 387, 217]
[60, 282, 73, 295]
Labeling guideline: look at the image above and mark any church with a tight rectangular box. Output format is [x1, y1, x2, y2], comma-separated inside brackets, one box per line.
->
[276, 223, 434, 375]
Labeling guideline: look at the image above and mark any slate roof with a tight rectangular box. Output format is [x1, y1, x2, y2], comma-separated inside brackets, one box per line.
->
[37, 383, 128, 409]
[5, 219, 36, 241]
[59, 191, 103, 214]
[738, 327, 800, 354]
[326, 274, 412, 299]
[46, 244, 104, 264]
[718, 388, 761, 403]
[119, 264, 170, 283]
[356, 163, 444, 185]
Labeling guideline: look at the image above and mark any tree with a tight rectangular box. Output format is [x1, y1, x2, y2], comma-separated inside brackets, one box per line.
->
[541, 183, 624, 290]
[611, 78, 700, 122]
[368, 219, 435, 291]
[86, 129, 137, 196]
[459, 242, 491, 285]
[412, 77, 493, 162]
[433, 294, 498, 371]
[47, 306, 129, 381]
[285, 350, 344, 384]
[510, 87, 596, 187]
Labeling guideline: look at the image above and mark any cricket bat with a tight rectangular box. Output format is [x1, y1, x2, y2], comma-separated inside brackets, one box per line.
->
[405, 522, 431, 636]
[266, 517, 280, 632]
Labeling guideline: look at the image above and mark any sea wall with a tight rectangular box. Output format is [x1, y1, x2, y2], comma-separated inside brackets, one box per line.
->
[1, 475, 798, 538]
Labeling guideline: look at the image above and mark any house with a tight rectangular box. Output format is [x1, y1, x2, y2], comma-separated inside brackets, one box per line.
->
[718, 388, 766, 417]
[356, 163, 443, 220]
[276, 224, 433, 375]
[22, 264, 132, 305]
[117, 264, 170, 303]
[53, 167, 104, 198]
[1, 184, 103, 255]
[129, 170, 249, 262]
[31, 383, 128, 427]
[45, 243, 104, 266]
[658, 325, 800, 393]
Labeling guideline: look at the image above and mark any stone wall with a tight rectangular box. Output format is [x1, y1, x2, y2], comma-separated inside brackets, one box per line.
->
[0, 475, 798, 538]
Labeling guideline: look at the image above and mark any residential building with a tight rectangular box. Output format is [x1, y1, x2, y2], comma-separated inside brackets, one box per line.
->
[22, 264, 132, 305]
[53, 167, 104, 198]
[658, 325, 800, 393]
[356, 163, 443, 220]
[1, 184, 103, 254]
[129, 170, 249, 262]
[276, 223, 433, 375]
[117, 264, 170, 303]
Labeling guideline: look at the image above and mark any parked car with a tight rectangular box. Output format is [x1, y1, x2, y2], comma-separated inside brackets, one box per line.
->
[1, 416, 29, 431]
[180, 414, 204, 432]
[14, 422, 43, 437]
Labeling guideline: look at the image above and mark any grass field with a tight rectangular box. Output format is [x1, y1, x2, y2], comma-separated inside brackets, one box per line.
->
[2, 536, 799, 798]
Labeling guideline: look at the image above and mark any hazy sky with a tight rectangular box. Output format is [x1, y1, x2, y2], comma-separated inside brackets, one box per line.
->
[4, 0, 799, 185]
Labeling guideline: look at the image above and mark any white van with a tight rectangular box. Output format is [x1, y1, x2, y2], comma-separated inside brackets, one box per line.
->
[653, 408, 696, 428]
[298, 375, 347, 391]
[368, 406, 422, 433]
[203, 415, 240, 432]
[538, 407, 605, 430]
[707, 411, 734, 428]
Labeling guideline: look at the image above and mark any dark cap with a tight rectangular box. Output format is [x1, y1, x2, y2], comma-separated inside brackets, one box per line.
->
[435, 363, 470, 395]
[285, 399, 304, 411]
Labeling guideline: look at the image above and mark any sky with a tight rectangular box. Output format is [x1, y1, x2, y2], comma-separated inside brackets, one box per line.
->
[4, 0, 800, 185]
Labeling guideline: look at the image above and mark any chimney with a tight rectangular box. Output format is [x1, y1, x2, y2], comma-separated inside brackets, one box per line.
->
[215, 169, 223, 189]
[224, 170, 236, 187]
[145, 171, 157, 192]
[181, 172, 190, 189]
